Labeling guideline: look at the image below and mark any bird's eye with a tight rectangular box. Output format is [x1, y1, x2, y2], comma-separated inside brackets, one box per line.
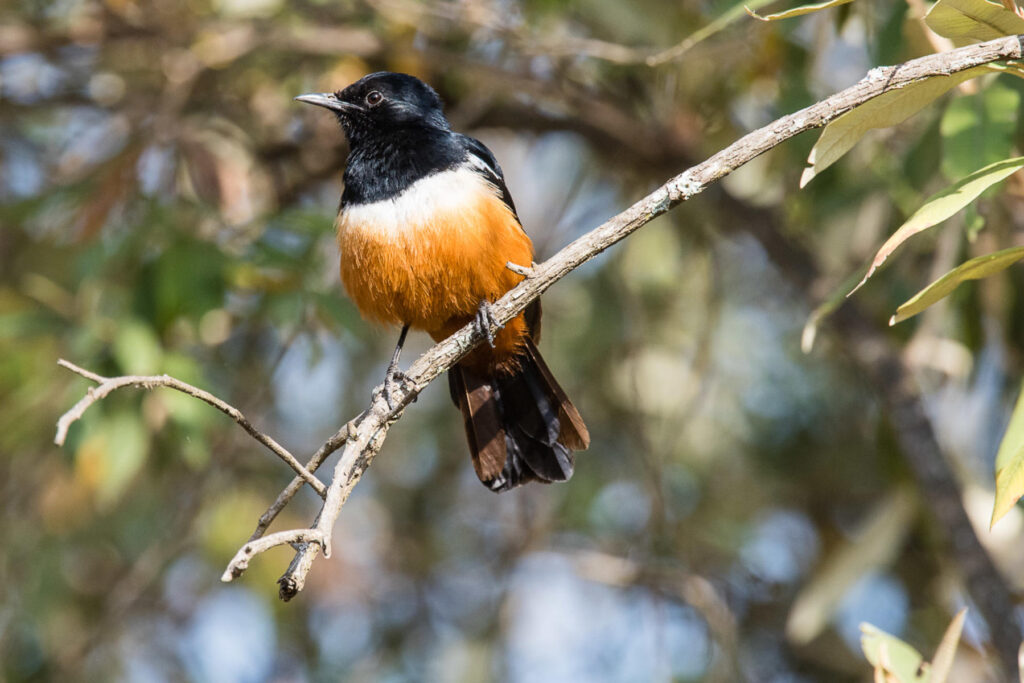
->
[366, 91, 384, 107]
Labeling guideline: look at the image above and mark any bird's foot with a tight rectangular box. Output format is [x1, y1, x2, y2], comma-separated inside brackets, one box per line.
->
[379, 360, 415, 411]
[475, 300, 502, 348]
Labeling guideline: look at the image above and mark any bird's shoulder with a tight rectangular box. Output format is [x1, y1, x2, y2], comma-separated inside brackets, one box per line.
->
[455, 134, 519, 218]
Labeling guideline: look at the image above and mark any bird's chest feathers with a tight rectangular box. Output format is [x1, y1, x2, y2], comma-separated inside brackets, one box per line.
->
[336, 167, 532, 332]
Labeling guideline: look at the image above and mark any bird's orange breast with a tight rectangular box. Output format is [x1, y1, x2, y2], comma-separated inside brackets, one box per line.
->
[336, 166, 534, 366]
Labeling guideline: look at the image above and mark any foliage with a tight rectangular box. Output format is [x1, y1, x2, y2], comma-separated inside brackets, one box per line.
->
[993, 378, 1024, 526]
[852, 156, 1024, 296]
[2, 0, 1023, 681]
[806, 0, 1024, 531]
[746, 0, 856, 22]
[799, 66, 992, 188]
[860, 609, 966, 683]
[926, 0, 1024, 45]
[892, 245, 1024, 324]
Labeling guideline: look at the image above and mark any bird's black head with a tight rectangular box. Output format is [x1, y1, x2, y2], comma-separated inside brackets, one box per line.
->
[296, 72, 449, 144]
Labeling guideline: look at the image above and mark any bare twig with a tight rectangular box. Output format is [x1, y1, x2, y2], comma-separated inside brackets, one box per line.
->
[505, 260, 534, 277]
[247, 417, 361, 542]
[277, 387, 403, 599]
[222, 528, 327, 581]
[54, 38, 1024, 616]
[54, 359, 326, 498]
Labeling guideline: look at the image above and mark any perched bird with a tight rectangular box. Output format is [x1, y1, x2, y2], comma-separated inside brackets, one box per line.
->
[297, 72, 588, 492]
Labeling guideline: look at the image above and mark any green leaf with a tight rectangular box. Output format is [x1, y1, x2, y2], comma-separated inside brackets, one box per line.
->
[929, 609, 967, 683]
[926, 0, 1024, 46]
[889, 246, 1024, 324]
[860, 623, 927, 682]
[859, 609, 967, 683]
[992, 379, 1024, 527]
[113, 318, 164, 375]
[941, 81, 1020, 181]
[800, 67, 990, 187]
[850, 157, 1024, 295]
[746, 0, 854, 21]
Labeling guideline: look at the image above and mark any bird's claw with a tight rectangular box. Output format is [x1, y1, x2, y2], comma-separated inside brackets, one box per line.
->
[380, 362, 415, 411]
[475, 300, 501, 348]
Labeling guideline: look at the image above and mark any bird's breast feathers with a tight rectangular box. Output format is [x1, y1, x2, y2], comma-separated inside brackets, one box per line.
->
[335, 164, 533, 333]
[339, 165, 496, 240]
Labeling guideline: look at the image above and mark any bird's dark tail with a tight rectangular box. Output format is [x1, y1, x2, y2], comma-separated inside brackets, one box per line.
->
[448, 337, 589, 492]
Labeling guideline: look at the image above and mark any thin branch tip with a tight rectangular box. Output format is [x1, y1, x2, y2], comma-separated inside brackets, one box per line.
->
[57, 358, 107, 383]
[505, 260, 534, 277]
[222, 528, 327, 582]
[54, 361, 327, 496]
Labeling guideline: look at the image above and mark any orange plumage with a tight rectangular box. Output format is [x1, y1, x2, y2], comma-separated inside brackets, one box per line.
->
[336, 167, 533, 372]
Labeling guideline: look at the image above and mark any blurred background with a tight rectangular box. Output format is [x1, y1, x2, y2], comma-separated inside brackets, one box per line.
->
[4, 0, 1024, 681]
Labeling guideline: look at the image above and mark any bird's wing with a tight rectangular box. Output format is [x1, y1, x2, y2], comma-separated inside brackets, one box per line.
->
[457, 134, 520, 220]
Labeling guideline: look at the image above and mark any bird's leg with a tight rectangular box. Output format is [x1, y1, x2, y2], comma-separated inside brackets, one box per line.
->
[381, 324, 411, 410]
[474, 300, 502, 348]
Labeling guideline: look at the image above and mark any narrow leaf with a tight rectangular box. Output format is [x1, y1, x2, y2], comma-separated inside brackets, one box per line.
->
[800, 67, 989, 187]
[926, 0, 1024, 46]
[851, 157, 1024, 295]
[889, 246, 1024, 324]
[929, 609, 967, 683]
[747, 0, 854, 21]
[992, 379, 1024, 527]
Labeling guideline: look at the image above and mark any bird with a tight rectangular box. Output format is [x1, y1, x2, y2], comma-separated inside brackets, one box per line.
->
[296, 72, 589, 492]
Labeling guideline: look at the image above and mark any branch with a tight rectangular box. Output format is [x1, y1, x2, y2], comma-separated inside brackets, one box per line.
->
[54, 37, 1024, 613]
[54, 359, 327, 498]
[222, 529, 327, 581]
[247, 417, 360, 542]
[270, 35, 1024, 599]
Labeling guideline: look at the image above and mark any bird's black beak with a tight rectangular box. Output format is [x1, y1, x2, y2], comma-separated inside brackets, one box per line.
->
[294, 92, 361, 113]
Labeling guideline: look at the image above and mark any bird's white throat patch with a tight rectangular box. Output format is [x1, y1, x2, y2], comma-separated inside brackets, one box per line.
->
[339, 165, 499, 240]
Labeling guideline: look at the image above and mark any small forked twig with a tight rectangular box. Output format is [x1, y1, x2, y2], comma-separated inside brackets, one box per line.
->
[55, 359, 327, 498]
